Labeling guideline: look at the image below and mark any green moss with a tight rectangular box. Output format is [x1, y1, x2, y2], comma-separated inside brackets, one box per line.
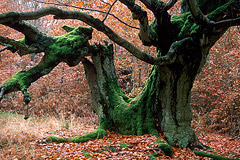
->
[102, 65, 160, 136]
[2, 70, 31, 94]
[120, 143, 128, 148]
[207, 0, 236, 20]
[147, 152, 158, 160]
[17, 37, 26, 43]
[46, 26, 92, 67]
[62, 25, 75, 32]
[181, 0, 229, 14]
[1, 25, 93, 104]
[171, 12, 190, 32]
[171, 12, 200, 38]
[194, 150, 238, 160]
[149, 20, 158, 41]
[83, 151, 92, 157]
[47, 128, 107, 143]
[47, 135, 69, 143]
[156, 139, 173, 157]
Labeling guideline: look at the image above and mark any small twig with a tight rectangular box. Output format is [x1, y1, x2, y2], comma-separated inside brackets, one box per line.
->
[0, 46, 8, 52]
[0, 35, 38, 55]
[0, 87, 5, 101]
[163, 0, 177, 11]
[214, 17, 240, 29]
[100, 0, 111, 6]
[102, 0, 118, 23]
[33, 0, 139, 29]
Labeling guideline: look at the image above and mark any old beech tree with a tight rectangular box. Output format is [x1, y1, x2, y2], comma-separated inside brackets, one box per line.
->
[0, 0, 239, 149]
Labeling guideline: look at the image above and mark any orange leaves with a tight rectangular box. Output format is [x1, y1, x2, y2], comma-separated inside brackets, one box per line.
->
[191, 26, 240, 136]
[11, 149, 16, 154]
[75, 1, 83, 7]
[1, 111, 240, 159]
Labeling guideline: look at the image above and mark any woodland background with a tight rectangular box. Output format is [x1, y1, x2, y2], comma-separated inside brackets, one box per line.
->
[0, 0, 239, 159]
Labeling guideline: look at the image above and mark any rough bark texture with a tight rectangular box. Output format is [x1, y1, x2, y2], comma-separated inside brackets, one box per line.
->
[81, 41, 203, 148]
[0, 0, 239, 151]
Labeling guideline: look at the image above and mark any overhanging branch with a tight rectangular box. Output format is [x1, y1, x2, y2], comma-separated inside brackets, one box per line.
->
[214, 17, 240, 29]
[119, 0, 153, 45]
[1, 20, 49, 44]
[186, 0, 210, 26]
[0, 7, 156, 64]
[0, 46, 8, 52]
[164, 0, 178, 11]
[0, 26, 92, 103]
[154, 37, 194, 65]
[0, 6, 188, 66]
[102, 0, 118, 23]
[0, 35, 39, 55]
[32, 0, 139, 29]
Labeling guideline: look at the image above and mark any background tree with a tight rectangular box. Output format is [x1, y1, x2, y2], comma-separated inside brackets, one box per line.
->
[0, 0, 239, 150]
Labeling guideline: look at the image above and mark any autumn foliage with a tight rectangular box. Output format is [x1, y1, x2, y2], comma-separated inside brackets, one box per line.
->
[0, 0, 239, 159]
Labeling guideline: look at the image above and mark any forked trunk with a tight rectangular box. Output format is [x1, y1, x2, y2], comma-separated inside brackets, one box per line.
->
[83, 44, 207, 148]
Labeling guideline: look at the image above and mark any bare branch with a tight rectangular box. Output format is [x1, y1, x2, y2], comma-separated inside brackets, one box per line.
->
[164, 0, 177, 11]
[0, 46, 8, 52]
[119, 0, 153, 45]
[139, 0, 175, 15]
[139, 0, 152, 10]
[0, 7, 187, 66]
[0, 7, 155, 64]
[32, 0, 139, 29]
[214, 17, 240, 29]
[186, 0, 210, 26]
[102, 0, 118, 23]
[99, 0, 111, 6]
[2, 20, 51, 45]
[0, 35, 39, 55]
[153, 37, 194, 65]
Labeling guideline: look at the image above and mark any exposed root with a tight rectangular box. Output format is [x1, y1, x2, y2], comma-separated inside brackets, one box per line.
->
[156, 139, 174, 157]
[190, 142, 237, 160]
[194, 150, 238, 160]
[42, 128, 107, 143]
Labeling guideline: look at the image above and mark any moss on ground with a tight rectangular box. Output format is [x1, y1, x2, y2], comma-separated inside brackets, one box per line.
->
[46, 128, 107, 143]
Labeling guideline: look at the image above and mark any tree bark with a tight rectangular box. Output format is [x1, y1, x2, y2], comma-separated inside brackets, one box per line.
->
[83, 42, 206, 148]
[1, 0, 239, 150]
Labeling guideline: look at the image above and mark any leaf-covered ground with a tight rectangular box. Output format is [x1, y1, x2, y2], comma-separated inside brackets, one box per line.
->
[0, 111, 239, 159]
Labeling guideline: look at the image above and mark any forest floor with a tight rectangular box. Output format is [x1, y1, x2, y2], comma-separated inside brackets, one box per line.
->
[0, 111, 239, 160]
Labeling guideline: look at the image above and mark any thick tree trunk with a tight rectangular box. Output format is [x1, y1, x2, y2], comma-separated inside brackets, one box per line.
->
[83, 44, 206, 148]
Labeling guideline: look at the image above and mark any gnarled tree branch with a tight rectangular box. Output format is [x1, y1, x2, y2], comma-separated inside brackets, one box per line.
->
[2, 20, 50, 44]
[0, 35, 39, 55]
[164, 0, 178, 11]
[0, 26, 92, 103]
[214, 17, 240, 29]
[102, 0, 118, 23]
[0, 46, 9, 52]
[153, 37, 194, 65]
[186, 0, 211, 27]
[119, 0, 153, 45]
[0, 7, 160, 65]
[33, 0, 139, 29]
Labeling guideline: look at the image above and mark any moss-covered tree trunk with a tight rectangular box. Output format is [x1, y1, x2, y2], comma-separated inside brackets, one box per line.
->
[0, 0, 238, 152]
[83, 43, 206, 148]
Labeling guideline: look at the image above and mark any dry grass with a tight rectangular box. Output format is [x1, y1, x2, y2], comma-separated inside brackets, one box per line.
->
[0, 111, 97, 159]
